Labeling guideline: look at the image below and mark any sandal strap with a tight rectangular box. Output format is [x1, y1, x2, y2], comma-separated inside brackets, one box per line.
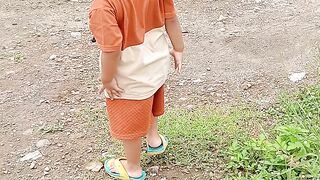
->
[114, 158, 130, 179]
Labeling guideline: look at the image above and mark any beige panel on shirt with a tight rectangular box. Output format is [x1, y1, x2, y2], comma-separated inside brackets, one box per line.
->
[100, 27, 171, 100]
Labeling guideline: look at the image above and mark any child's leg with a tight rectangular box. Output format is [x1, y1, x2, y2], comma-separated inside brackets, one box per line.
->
[146, 116, 162, 147]
[147, 85, 165, 147]
[109, 138, 143, 177]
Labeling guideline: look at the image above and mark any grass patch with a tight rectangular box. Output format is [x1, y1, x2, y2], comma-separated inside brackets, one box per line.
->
[156, 107, 262, 169]
[13, 52, 24, 63]
[226, 84, 320, 179]
[39, 121, 64, 134]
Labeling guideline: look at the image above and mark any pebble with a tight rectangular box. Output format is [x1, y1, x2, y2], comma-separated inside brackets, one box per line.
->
[44, 167, 50, 172]
[30, 161, 36, 169]
[49, 55, 57, 60]
[186, 105, 194, 109]
[36, 139, 51, 148]
[20, 150, 42, 162]
[148, 166, 159, 176]
[289, 72, 306, 82]
[0, 143, 4, 146]
[85, 161, 103, 172]
[57, 143, 63, 147]
[206, 67, 211, 71]
[243, 83, 253, 90]
[71, 32, 81, 39]
[207, 87, 214, 91]
[193, 79, 202, 83]
[217, 15, 228, 22]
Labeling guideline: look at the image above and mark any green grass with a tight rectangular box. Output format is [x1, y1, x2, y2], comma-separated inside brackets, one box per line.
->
[39, 121, 64, 134]
[13, 52, 24, 63]
[226, 84, 320, 179]
[157, 108, 260, 168]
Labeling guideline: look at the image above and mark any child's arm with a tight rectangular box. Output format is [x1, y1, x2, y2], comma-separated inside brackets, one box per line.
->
[165, 16, 184, 73]
[99, 51, 124, 99]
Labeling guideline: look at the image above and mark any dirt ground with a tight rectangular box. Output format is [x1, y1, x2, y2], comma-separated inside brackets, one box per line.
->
[1, 0, 320, 179]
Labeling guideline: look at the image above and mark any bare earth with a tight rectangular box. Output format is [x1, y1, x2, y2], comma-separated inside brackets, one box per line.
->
[1, 0, 320, 179]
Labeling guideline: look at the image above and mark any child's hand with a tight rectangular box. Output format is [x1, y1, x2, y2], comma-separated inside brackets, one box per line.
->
[170, 49, 183, 74]
[99, 79, 124, 100]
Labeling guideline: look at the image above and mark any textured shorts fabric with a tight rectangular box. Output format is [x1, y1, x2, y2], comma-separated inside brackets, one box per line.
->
[106, 86, 165, 140]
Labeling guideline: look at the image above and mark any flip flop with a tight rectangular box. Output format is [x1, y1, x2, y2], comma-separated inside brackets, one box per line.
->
[146, 134, 168, 156]
[104, 158, 146, 180]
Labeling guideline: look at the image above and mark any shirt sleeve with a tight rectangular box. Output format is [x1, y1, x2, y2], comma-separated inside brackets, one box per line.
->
[164, 0, 176, 19]
[89, 7, 123, 52]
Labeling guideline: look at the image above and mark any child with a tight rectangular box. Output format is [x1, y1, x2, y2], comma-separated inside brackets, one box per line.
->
[89, 0, 184, 179]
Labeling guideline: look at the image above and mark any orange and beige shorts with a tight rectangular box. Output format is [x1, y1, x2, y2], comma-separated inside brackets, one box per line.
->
[106, 86, 164, 140]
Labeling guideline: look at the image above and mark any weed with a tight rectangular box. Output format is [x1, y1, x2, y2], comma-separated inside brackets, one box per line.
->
[13, 52, 24, 63]
[39, 121, 64, 134]
[226, 84, 320, 179]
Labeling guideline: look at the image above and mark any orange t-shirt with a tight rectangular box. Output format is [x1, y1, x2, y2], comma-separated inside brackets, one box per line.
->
[89, 0, 176, 52]
[89, 0, 176, 100]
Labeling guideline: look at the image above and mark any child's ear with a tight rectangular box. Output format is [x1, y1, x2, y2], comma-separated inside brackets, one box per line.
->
[91, 36, 96, 43]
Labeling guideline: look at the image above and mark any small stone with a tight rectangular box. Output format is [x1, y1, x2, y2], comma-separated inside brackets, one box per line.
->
[36, 139, 51, 148]
[30, 161, 36, 169]
[44, 167, 50, 172]
[20, 151, 42, 161]
[160, 178, 167, 180]
[0, 143, 4, 146]
[148, 166, 159, 176]
[217, 15, 228, 22]
[243, 84, 253, 90]
[289, 72, 306, 82]
[71, 32, 81, 39]
[220, 28, 226, 32]
[57, 143, 63, 147]
[49, 55, 57, 60]
[85, 161, 103, 172]
[44, 171, 49, 175]
[207, 87, 214, 91]
[186, 105, 194, 109]
[179, 97, 187, 101]
[206, 67, 211, 71]
[209, 172, 214, 177]
[193, 79, 202, 83]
